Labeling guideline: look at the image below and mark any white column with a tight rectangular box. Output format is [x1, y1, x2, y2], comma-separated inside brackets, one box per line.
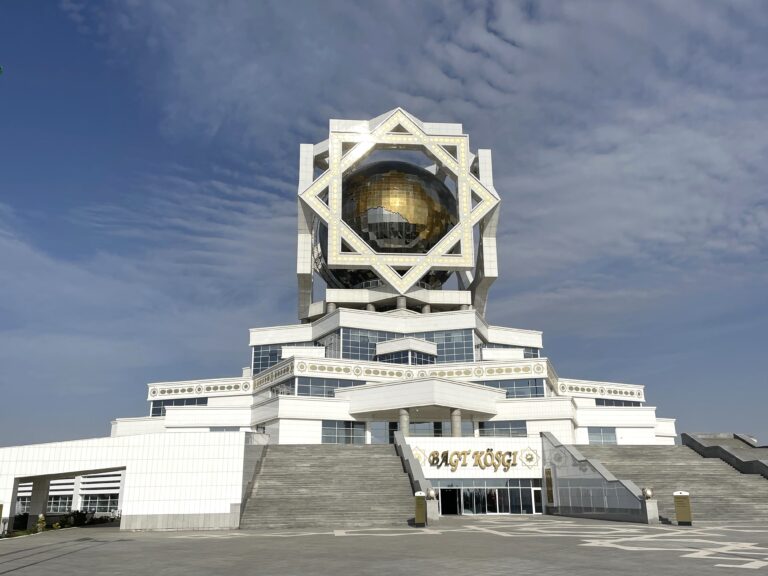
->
[2, 479, 20, 535]
[71, 475, 83, 511]
[117, 471, 126, 515]
[26, 477, 50, 530]
[399, 408, 410, 437]
[450, 408, 462, 437]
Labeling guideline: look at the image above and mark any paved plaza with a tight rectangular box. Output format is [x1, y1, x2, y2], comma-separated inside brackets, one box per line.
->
[1, 516, 768, 575]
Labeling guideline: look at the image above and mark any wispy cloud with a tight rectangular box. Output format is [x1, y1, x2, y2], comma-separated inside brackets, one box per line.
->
[2, 0, 767, 443]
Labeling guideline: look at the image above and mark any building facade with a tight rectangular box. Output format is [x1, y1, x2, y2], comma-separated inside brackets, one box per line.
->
[0, 109, 675, 530]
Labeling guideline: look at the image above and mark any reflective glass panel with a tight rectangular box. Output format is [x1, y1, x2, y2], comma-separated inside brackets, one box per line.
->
[498, 488, 510, 514]
[521, 487, 533, 514]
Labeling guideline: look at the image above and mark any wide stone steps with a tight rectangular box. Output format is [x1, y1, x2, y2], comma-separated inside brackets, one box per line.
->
[695, 437, 768, 462]
[240, 444, 415, 530]
[577, 445, 768, 522]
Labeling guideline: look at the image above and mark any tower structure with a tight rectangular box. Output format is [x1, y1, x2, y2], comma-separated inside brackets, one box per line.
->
[296, 108, 500, 320]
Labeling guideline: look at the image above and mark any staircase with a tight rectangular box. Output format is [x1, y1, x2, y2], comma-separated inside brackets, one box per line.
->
[240, 444, 415, 530]
[694, 435, 768, 462]
[577, 445, 768, 523]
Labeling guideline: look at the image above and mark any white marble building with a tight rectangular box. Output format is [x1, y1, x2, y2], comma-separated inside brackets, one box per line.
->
[0, 109, 675, 532]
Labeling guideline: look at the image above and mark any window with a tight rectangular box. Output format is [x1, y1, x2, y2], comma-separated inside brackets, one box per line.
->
[296, 377, 365, 397]
[270, 379, 295, 397]
[342, 328, 475, 363]
[321, 420, 365, 444]
[375, 350, 437, 365]
[16, 496, 30, 513]
[473, 379, 545, 398]
[478, 421, 527, 437]
[409, 422, 444, 437]
[588, 427, 617, 445]
[81, 494, 119, 513]
[252, 342, 316, 374]
[150, 397, 208, 417]
[342, 328, 400, 361]
[376, 350, 410, 364]
[370, 421, 399, 444]
[411, 351, 436, 365]
[407, 420, 473, 437]
[252, 344, 283, 374]
[596, 399, 642, 407]
[315, 331, 341, 359]
[412, 329, 474, 363]
[46, 495, 73, 513]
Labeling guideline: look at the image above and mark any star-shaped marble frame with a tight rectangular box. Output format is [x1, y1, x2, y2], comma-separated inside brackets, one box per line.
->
[299, 108, 500, 294]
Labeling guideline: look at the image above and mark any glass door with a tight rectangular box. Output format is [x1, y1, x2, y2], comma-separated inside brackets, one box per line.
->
[486, 489, 499, 514]
[498, 488, 511, 514]
[532, 487, 542, 514]
[462, 488, 475, 514]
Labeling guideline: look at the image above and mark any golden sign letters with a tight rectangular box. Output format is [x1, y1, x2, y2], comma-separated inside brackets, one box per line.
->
[427, 449, 518, 473]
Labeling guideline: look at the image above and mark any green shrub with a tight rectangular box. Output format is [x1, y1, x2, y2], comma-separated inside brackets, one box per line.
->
[70, 511, 87, 526]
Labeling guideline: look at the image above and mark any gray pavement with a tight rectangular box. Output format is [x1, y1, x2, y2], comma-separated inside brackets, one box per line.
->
[1, 516, 768, 574]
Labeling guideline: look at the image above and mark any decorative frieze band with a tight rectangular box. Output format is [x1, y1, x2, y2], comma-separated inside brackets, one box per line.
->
[557, 382, 644, 400]
[147, 378, 252, 400]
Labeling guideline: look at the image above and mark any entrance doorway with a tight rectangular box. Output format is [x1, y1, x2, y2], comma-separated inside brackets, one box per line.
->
[439, 488, 460, 515]
[435, 480, 542, 515]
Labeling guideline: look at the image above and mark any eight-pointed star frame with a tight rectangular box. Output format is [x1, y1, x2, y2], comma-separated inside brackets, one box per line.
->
[299, 109, 500, 294]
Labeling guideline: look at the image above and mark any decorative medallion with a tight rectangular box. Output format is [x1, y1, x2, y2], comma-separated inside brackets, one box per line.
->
[520, 448, 540, 469]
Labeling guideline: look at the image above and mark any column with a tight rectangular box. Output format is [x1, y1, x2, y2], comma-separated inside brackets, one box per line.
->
[117, 471, 126, 515]
[2, 479, 20, 535]
[396, 296, 407, 309]
[399, 408, 410, 437]
[71, 475, 82, 512]
[365, 303, 376, 312]
[421, 304, 431, 314]
[451, 408, 462, 437]
[326, 302, 337, 313]
[26, 477, 50, 531]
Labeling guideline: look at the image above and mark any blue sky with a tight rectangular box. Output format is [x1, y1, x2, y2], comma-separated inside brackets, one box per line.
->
[1, 1, 766, 446]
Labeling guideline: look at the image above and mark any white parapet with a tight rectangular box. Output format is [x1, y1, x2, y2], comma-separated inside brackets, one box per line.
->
[480, 348, 525, 361]
[281, 346, 326, 359]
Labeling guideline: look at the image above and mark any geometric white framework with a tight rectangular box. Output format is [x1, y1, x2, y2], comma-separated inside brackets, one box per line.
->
[297, 108, 501, 319]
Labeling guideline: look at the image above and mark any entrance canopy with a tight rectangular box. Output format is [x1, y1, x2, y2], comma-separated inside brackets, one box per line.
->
[334, 377, 504, 419]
